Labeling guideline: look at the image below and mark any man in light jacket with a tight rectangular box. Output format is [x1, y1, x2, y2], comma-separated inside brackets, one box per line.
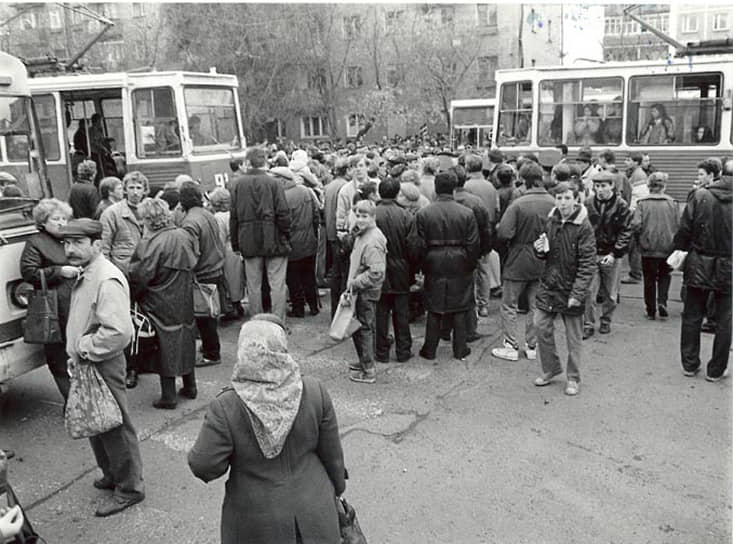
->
[63, 218, 144, 517]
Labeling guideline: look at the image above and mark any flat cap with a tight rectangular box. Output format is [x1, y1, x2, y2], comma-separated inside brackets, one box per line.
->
[488, 149, 504, 163]
[61, 218, 103, 239]
[592, 170, 615, 184]
[577, 148, 593, 162]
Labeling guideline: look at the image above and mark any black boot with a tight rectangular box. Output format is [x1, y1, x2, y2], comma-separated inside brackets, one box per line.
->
[179, 372, 198, 399]
[154, 376, 177, 409]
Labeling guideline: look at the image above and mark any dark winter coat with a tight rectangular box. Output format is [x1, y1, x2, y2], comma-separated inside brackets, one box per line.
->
[606, 165, 632, 206]
[454, 187, 492, 255]
[375, 198, 419, 294]
[230, 169, 291, 258]
[128, 226, 197, 377]
[188, 376, 345, 544]
[496, 187, 555, 281]
[631, 193, 679, 258]
[535, 205, 596, 316]
[20, 230, 74, 332]
[181, 206, 225, 282]
[282, 178, 319, 261]
[673, 177, 732, 293]
[415, 195, 480, 313]
[68, 182, 100, 219]
[584, 191, 632, 258]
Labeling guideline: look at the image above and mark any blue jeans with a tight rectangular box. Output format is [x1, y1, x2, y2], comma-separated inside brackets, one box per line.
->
[584, 257, 620, 327]
[535, 309, 583, 382]
[352, 296, 377, 372]
[500, 279, 539, 349]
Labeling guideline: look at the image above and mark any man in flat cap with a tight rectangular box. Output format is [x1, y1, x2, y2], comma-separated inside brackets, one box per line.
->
[582, 170, 632, 339]
[62, 218, 145, 517]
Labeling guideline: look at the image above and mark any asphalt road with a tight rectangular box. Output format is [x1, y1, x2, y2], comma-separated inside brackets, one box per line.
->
[0, 274, 730, 544]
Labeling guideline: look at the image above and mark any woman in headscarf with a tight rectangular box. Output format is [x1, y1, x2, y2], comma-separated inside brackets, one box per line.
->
[128, 197, 198, 408]
[188, 314, 346, 544]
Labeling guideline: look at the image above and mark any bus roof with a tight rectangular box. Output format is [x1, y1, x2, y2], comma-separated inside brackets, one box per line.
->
[28, 70, 239, 93]
[0, 52, 31, 97]
[450, 98, 496, 109]
[495, 53, 733, 79]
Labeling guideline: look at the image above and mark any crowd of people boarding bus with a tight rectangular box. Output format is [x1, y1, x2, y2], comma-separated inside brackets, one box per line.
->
[0, 134, 729, 532]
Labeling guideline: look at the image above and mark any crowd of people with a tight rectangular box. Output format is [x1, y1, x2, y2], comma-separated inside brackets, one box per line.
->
[4, 138, 729, 530]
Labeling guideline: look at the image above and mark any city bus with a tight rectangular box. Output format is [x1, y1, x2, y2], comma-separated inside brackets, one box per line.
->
[450, 98, 495, 151]
[492, 54, 733, 200]
[28, 69, 247, 197]
[0, 52, 53, 387]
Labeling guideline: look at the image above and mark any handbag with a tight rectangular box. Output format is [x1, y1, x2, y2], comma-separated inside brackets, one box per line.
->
[336, 496, 368, 544]
[23, 269, 62, 345]
[130, 304, 156, 357]
[666, 249, 688, 270]
[329, 289, 361, 341]
[64, 358, 123, 439]
[193, 281, 221, 318]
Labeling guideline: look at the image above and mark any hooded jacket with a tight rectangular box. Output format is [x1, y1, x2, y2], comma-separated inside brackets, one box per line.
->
[673, 177, 731, 293]
[535, 205, 596, 316]
[584, 191, 632, 258]
[631, 192, 679, 258]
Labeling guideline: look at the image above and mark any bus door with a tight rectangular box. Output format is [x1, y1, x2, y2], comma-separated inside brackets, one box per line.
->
[60, 88, 123, 183]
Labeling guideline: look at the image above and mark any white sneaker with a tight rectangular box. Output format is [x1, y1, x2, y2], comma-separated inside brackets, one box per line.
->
[525, 344, 537, 360]
[565, 380, 580, 396]
[491, 342, 519, 361]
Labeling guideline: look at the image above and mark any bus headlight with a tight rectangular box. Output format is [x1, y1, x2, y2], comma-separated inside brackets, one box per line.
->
[10, 281, 34, 308]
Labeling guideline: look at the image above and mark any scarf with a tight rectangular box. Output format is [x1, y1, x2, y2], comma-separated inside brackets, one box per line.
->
[231, 317, 303, 459]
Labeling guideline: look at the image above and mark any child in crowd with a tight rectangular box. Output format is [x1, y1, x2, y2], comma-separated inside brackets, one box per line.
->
[532, 181, 596, 396]
[346, 200, 387, 384]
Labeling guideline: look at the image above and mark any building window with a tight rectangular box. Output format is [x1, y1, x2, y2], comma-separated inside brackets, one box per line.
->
[476, 4, 497, 26]
[441, 6, 455, 25]
[346, 114, 365, 138]
[622, 18, 639, 34]
[48, 9, 62, 30]
[308, 68, 327, 91]
[605, 16, 621, 35]
[658, 14, 669, 33]
[132, 3, 145, 18]
[387, 64, 401, 87]
[681, 14, 698, 33]
[343, 15, 361, 39]
[713, 13, 729, 31]
[477, 56, 497, 86]
[301, 116, 328, 138]
[20, 12, 36, 30]
[385, 9, 403, 33]
[105, 3, 119, 19]
[345, 66, 363, 89]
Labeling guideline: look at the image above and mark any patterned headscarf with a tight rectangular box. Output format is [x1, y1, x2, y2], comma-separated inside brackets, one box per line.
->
[231, 314, 303, 459]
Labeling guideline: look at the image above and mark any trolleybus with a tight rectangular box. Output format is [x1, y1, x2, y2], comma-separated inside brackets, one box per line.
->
[0, 52, 52, 387]
[450, 98, 495, 151]
[28, 69, 247, 197]
[492, 54, 733, 200]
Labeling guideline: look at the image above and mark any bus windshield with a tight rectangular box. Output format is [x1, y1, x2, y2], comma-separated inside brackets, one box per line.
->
[184, 87, 239, 152]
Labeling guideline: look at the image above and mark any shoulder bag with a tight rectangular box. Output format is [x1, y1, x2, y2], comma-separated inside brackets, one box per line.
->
[23, 269, 62, 345]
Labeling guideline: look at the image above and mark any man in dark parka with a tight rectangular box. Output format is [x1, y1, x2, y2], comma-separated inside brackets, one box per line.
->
[416, 172, 480, 360]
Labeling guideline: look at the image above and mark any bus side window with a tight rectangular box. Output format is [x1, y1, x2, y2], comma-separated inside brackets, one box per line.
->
[132, 87, 180, 158]
[498, 81, 532, 146]
[629, 73, 722, 146]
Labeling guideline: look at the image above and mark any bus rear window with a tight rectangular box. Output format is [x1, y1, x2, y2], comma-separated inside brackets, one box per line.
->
[184, 87, 239, 151]
[628, 72, 722, 145]
[538, 77, 623, 147]
[132, 87, 181, 158]
[497, 81, 532, 146]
